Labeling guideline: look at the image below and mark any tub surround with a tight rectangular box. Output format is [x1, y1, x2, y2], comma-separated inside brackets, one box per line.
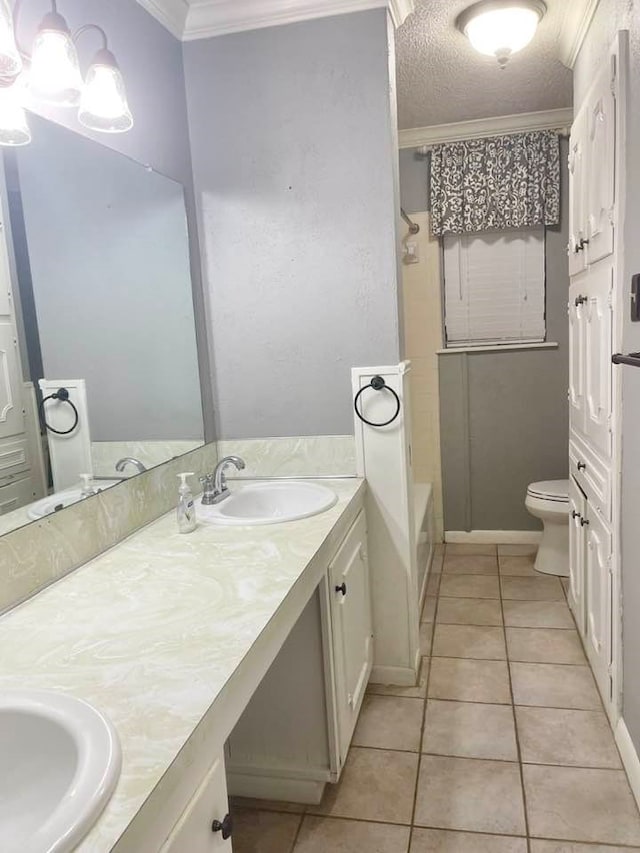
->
[0, 476, 365, 852]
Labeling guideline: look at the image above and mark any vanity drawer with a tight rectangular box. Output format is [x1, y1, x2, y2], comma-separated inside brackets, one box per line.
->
[569, 436, 611, 521]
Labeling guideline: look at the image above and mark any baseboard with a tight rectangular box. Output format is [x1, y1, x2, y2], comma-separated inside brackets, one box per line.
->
[227, 771, 326, 805]
[445, 530, 543, 545]
[370, 663, 419, 687]
[615, 718, 640, 810]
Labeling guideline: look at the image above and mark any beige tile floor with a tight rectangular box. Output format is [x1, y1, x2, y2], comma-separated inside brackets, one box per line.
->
[230, 544, 640, 852]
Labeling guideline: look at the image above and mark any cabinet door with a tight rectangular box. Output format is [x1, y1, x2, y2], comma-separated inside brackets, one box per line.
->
[568, 107, 588, 276]
[584, 263, 613, 458]
[568, 282, 586, 435]
[160, 753, 232, 853]
[329, 511, 373, 764]
[568, 477, 586, 634]
[584, 508, 612, 703]
[0, 218, 25, 441]
[585, 59, 616, 265]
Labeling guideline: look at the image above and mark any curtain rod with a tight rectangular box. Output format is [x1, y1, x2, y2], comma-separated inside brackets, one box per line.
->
[414, 127, 570, 157]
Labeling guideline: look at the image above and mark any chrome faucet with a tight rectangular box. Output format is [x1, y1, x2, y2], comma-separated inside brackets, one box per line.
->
[115, 457, 147, 475]
[201, 455, 246, 504]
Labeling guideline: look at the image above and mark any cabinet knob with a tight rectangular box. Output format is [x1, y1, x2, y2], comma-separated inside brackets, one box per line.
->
[580, 517, 590, 527]
[572, 510, 581, 519]
[575, 295, 587, 306]
[335, 582, 347, 596]
[577, 461, 586, 471]
[580, 238, 590, 249]
[212, 813, 233, 840]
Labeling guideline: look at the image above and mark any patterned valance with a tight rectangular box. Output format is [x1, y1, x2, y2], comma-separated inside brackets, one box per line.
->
[430, 130, 560, 237]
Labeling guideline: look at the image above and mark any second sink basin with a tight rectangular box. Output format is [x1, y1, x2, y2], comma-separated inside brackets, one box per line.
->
[0, 690, 121, 853]
[200, 481, 337, 525]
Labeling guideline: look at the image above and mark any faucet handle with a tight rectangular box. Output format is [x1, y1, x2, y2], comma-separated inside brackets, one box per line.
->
[200, 473, 218, 505]
[200, 473, 215, 486]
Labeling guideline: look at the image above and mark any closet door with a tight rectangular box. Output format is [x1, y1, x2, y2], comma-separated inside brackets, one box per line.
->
[568, 281, 587, 436]
[568, 477, 586, 634]
[568, 107, 588, 277]
[584, 508, 612, 703]
[584, 263, 613, 458]
[585, 59, 616, 265]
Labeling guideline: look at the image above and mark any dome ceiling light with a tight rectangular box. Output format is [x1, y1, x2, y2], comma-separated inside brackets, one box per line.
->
[456, 0, 547, 68]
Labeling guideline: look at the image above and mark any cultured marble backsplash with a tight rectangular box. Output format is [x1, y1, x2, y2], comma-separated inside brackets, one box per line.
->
[216, 435, 357, 478]
[0, 435, 357, 615]
[0, 442, 219, 614]
[92, 440, 204, 477]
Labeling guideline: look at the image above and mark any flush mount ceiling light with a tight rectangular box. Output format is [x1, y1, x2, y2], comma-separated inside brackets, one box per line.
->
[457, 0, 547, 68]
[0, 0, 133, 146]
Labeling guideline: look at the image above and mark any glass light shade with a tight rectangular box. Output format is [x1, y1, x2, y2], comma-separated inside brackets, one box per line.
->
[460, 2, 545, 67]
[0, 0, 22, 79]
[29, 14, 83, 106]
[0, 85, 30, 146]
[78, 51, 133, 133]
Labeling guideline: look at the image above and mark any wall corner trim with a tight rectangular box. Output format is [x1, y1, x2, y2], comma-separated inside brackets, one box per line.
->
[136, 0, 415, 40]
[398, 108, 574, 150]
[445, 530, 543, 545]
[615, 718, 640, 810]
[558, 0, 601, 69]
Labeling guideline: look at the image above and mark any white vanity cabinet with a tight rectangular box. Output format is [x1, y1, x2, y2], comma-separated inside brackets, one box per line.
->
[225, 509, 372, 803]
[160, 754, 232, 853]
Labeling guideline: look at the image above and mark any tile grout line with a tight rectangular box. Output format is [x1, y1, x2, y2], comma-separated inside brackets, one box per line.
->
[406, 560, 442, 852]
[497, 552, 533, 853]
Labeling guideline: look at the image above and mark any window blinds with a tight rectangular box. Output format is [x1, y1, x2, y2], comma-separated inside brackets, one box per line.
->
[443, 228, 546, 347]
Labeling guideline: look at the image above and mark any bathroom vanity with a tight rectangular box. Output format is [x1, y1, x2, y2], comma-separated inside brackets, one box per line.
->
[0, 477, 370, 852]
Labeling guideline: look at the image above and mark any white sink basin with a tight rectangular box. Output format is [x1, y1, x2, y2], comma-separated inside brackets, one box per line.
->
[28, 481, 121, 520]
[200, 481, 338, 525]
[0, 690, 121, 853]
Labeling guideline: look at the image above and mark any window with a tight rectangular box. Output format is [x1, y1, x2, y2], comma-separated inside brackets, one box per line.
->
[442, 228, 546, 348]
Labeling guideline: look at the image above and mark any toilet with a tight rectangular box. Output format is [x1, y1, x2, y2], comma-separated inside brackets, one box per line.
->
[525, 480, 570, 578]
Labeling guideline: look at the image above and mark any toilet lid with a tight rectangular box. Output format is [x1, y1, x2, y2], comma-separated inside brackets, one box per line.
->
[527, 479, 569, 502]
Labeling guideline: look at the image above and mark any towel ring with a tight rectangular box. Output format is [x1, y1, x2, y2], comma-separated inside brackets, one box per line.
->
[39, 387, 79, 435]
[354, 376, 401, 427]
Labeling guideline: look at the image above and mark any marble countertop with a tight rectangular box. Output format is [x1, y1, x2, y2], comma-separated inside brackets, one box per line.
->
[0, 477, 365, 852]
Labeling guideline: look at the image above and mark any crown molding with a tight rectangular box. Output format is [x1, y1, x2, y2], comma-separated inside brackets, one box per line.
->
[135, 0, 414, 40]
[135, 0, 190, 38]
[558, 0, 601, 68]
[398, 107, 574, 149]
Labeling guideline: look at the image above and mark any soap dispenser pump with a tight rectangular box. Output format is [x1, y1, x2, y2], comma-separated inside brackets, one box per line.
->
[177, 472, 197, 534]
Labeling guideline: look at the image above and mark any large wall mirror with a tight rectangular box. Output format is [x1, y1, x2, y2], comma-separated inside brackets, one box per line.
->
[0, 113, 204, 536]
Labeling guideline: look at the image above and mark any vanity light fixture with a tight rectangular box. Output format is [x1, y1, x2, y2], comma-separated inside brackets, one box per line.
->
[0, 0, 133, 146]
[456, 0, 546, 68]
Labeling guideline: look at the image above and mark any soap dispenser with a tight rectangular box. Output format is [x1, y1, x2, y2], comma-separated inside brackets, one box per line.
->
[177, 472, 197, 534]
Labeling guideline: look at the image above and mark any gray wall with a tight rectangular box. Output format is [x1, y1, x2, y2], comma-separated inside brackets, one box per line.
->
[14, 0, 214, 441]
[183, 10, 402, 439]
[573, 0, 640, 754]
[15, 117, 203, 442]
[400, 142, 569, 531]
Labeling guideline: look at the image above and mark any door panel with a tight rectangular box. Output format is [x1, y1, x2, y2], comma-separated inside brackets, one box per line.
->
[569, 282, 586, 434]
[568, 477, 586, 634]
[584, 264, 613, 458]
[584, 508, 612, 702]
[585, 60, 616, 264]
[569, 107, 588, 276]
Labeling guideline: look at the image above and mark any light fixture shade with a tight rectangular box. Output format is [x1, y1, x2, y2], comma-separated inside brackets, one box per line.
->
[29, 12, 83, 106]
[78, 49, 133, 133]
[0, 85, 30, 146]
[0, 0, 22, 79]
[458, 1, 546, 67]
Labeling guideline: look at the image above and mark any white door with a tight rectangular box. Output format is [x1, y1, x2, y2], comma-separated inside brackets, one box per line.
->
[160, 753, 232, 853]
[569, 281, 587, 434]
[329, 511, 373, 764]
[584, 507, 612, 704]
[568, 106, 588, 276]
[584, 263, 613, 457]
[568, 477, 586, 634]
[585, 58, 616, 265]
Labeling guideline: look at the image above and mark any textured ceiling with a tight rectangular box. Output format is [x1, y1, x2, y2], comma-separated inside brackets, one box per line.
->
[396, 0, 573, 130]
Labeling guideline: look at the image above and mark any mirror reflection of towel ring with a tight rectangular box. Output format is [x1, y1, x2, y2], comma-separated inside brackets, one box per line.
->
[38, 387, 79, 435]
[354, 376, 401, 428]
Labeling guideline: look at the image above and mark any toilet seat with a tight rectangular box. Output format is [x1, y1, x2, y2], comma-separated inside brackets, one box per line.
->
[526, 479, 569, 503]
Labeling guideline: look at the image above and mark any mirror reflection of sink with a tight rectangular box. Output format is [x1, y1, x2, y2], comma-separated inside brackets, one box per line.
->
[201, 481, 338, 525]
[0, 690, 121, 853]
[27, 480, 121, 520]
